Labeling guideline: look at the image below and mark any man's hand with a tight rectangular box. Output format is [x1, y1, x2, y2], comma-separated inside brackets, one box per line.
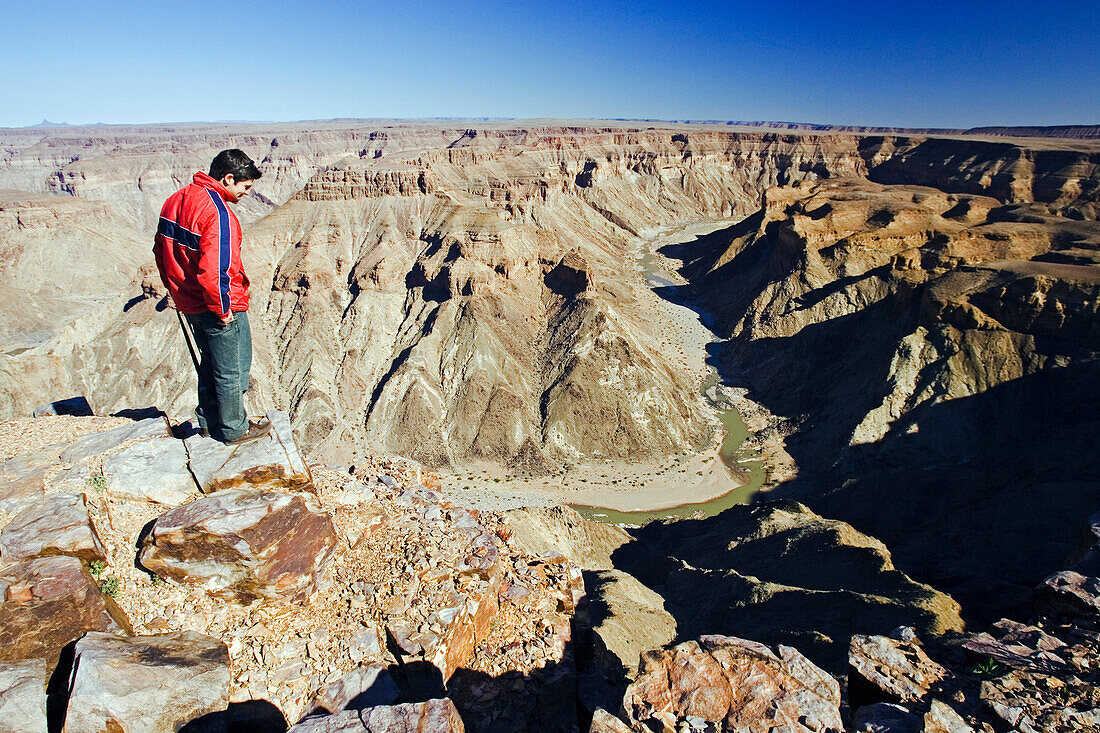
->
[219, 312, 235, 325]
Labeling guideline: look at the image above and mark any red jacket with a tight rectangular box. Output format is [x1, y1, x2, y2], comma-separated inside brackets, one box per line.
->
[153, 171, 250, 316]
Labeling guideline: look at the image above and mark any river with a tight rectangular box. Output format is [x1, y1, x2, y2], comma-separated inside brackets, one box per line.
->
[572, 221, 771, 525]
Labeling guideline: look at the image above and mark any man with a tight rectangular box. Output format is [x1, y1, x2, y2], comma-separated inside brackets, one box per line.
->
[153, 149, 270, 444]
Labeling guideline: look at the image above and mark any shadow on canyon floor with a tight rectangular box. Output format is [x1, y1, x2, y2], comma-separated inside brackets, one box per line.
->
[646, 230, 1100, 641]
[610, 509, 957, 674]
[807, 361, 1100, 628]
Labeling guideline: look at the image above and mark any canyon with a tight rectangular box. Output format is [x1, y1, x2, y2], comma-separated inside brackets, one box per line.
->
[0, 119, 1098, 731]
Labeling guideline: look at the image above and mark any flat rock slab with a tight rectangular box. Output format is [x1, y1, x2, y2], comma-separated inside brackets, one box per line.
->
[63, 631, 229, 733]
[138, 487, 338, 601]
[851, 702, 921, 733]
[623, 634, 843, 733]
[0, 659, 48, 733]
[0, 452, 51, 514]
[290, 699, 465, 732]
[1038, 570, 1100, 618]
[103, 435, 198, 505]
[0, 556, 131, 671]
[58, 417, 170, 465]
[360, 699, 465, 732]
[849, 634, 948, 705]
[184, 411, 312, 494]
[924, 699, 974, 733]
[306, 664, 399, 717]
[0, 492, 107, 563]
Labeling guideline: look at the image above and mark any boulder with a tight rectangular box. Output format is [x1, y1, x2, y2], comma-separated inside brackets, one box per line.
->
[102, 434, 198, 505]
[588, 708, 634, 733]
[138, 487, 338, 601]
[923, 699, 974, 733]
[305, 664, 399, 717]
[0, 556, 131, 670]
[0, 659, 48, 733]
[622, 634, 842, 733]
[0, 493, 107, 562]
[63, 631, 229, 733]
[850, 703, 920, 733]
[290, 699, 464, 732]
[184, 411, 313, 494]
[849, 634, 948, 706]
[360, 699, 465, 732]
[291, 711, 365, 733]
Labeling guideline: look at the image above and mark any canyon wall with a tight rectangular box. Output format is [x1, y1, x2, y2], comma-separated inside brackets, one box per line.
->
[0, 123, 1096, 479]
[674, 171, 1100, 625]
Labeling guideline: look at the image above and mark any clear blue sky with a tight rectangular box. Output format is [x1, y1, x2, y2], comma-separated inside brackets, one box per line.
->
[2, 0, 1097, 128]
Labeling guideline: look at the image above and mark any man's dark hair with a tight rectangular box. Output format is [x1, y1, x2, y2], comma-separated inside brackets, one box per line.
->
[209, 149, 263, 182]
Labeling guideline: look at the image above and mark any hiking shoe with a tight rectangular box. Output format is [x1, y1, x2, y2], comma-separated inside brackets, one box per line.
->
[223, 420, 272, 445]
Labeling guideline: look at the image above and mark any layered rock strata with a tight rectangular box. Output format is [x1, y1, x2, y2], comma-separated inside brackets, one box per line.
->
[673, 175, 1100, 624]
[2, 123, 1094, 476]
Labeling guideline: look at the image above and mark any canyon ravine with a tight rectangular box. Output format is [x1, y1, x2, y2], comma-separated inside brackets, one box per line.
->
[1, 120, 1098, 730]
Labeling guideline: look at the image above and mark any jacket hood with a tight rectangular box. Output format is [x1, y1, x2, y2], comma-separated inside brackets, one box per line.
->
[193, 171, 239, 203]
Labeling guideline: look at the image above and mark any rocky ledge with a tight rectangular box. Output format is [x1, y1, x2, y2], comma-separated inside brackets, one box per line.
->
[0, 411, 582, 731]
[0, 410, 1096, 732]
[587, 511, 1100, 733]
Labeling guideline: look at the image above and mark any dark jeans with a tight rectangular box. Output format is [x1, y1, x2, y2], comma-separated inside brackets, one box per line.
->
[185, 310, 251, 441]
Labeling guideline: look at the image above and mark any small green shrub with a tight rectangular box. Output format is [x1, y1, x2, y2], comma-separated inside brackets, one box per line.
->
[89, 560, 107, 577]
[85, 473, 107, 493]
[968, 657, 1008, 680]
[100, 577, 120, 598]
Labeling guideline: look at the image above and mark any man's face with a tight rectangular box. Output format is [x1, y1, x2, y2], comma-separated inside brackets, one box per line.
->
[220, 175, 255, 200]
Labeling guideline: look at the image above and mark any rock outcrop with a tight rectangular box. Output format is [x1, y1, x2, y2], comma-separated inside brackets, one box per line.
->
[611, 500, 962, 672]
[0, 415, 588, 729]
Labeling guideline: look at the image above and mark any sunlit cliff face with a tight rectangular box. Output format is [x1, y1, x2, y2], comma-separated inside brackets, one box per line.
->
[0, 124, 1096, 476]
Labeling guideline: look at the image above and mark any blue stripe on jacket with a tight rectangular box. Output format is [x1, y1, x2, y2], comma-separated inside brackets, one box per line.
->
[156, 217, 201, 250]
[205, 190, 233, 314]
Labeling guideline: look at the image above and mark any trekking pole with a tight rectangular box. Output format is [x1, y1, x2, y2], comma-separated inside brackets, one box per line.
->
[174, 306, 201, 372]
